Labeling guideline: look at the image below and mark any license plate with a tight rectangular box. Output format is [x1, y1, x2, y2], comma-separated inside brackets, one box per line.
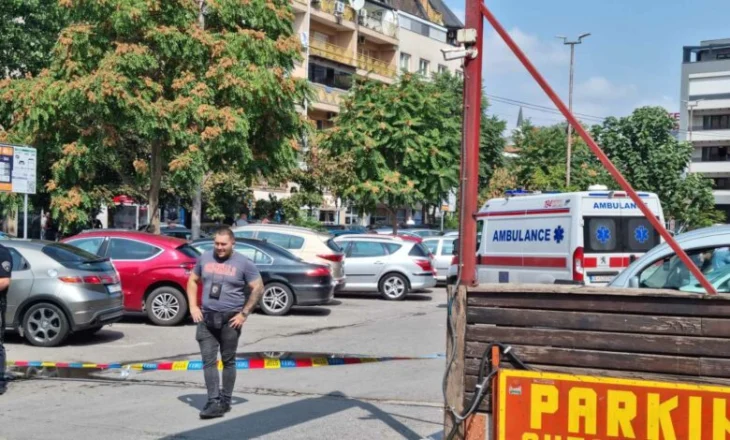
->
[107, 283, 122, 294]
[590, 275, 615, 283]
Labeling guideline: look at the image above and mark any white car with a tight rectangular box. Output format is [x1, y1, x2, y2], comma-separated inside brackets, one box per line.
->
[422, 236, 457, 283]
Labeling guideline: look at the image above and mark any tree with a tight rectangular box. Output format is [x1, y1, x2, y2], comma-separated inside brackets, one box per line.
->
[0, 0, 305, 233]
[319, 74, 438, 232]
[512, 121, 610, 192]
[0, 0, 68, 79]
[592, 106, 724, 228]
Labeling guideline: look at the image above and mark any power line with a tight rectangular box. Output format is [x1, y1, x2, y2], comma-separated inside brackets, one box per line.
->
[484, 92, 609, 121]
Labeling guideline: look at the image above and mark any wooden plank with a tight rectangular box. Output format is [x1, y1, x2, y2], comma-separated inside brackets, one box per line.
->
[464, 391, 491, 413]
[699, 318, 730, 338]
[467, 283, 714, 298]
[465, 342, 703, 376]
[466, 325, 730, 357]
[467, 307, 703, 335]
[444, 284, 467, 439]
[467, 291, 730, 317]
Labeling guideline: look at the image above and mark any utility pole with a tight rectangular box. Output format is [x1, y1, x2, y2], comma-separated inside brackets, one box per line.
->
[191, 0, 206, 240]
[557, 33, 590, 187]
[685, 99, 701, 142]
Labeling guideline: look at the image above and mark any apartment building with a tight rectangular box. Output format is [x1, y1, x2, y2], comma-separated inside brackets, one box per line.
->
[680, 38, 730, 221]
[253, 0, 463, 225]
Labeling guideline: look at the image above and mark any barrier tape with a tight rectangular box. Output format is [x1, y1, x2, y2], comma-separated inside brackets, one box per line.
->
[6, 354, 444, 372]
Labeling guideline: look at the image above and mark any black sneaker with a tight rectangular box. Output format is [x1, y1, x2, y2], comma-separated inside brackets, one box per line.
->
[0, 382, 6, 396]
[199, 400, 225, 419]
[221, 401, 231, 413]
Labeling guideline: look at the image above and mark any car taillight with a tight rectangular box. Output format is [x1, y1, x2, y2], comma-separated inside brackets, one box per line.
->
[414, 258, 434, 273]
[317, 254, 344, 263]
[59, 276, 114, 284]
[307, 266, 331, 277]
[573, 246, 584, 282]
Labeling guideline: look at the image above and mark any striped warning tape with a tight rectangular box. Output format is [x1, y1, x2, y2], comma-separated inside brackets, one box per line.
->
[6, 354, 444, 371]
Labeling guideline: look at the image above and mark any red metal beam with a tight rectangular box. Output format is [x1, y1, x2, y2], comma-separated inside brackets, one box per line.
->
[478, 2, 716, 295]
[456, 0, 484, 286]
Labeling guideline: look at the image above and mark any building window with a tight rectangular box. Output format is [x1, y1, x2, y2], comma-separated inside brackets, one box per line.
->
[437, 64, 448, 74]
[400, 53, 411, 72]
[455, 70, 463, 80]
[418, 59, 430, 76]
[308, 63, 353, 90]
[703, 115, 730, 130]
[702, 146, 729, 162]
[711, 178, 730, 190]
[430, 28, 447, 42]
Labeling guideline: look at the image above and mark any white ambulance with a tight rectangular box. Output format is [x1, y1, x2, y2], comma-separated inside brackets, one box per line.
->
[469, 187, 665, 285]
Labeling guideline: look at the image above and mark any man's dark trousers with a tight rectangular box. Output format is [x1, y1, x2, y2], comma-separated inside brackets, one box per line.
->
[196, 312, 241, 404]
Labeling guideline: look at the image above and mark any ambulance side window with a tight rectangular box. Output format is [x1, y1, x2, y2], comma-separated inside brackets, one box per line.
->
[476, 220, 484, 252]
[584, 217, 618, 252]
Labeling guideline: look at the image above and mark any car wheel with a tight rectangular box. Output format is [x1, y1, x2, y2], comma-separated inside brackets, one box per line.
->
[146, 287, 187, 326]
[22, 303, 70, 347]
[260, 283, 294, 316]
[379, 273, 409, 301]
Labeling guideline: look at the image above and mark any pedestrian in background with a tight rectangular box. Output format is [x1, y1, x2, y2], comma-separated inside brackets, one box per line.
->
[186, 226, 263, 419]
[0, 242, 13, 395]
[235, 213, 248, 227]
[40, 212, 50, 240]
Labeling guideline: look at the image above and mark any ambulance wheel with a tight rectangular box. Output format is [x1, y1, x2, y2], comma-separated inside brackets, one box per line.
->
[379, 273, 409, 301]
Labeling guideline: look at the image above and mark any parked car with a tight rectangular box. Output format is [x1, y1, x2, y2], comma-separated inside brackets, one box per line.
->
[191, 238, 334, 315]
[422, 236, 457, 283]
[326, 225, 366, 237]
[138, 224, 201, 241]
[3, 240, 124, 347]
[609, 225, 730, 292]
[231, 224, 346, 290]
[333, 235, 436, 300]
[62, 231, 200, 326]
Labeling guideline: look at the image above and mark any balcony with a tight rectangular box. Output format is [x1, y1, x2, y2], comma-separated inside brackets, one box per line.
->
[310, 39, 356, 66]
[357, 12, 399, 44]
[312, 0, 356, 22]
[311, 83, 345, 112]
[357, 53, 396, 78]
[291, 0, 308, 13]
[690, 161, 730, 175]
[689, 128, 730, 143]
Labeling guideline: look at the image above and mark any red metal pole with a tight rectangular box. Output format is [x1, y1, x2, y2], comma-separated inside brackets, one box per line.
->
[457, 0, 483, 287]
[479, 2, 716, 295]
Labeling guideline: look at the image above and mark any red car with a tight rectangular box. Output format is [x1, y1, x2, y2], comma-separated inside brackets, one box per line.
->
[62, 230, 200, 326]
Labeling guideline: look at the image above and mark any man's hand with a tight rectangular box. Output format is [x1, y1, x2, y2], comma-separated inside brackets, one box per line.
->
[229, 312, 246, 329]
[190, 306, 203, 323]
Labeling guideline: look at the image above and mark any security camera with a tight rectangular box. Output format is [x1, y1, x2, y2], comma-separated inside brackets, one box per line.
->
[441, 47, 478, 61]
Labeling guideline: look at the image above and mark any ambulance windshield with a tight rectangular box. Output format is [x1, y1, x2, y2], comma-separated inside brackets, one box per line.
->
[584, 217, 659, 253]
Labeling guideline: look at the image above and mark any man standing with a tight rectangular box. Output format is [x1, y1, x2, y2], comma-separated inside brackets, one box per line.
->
[186, 226, 263, 419]
[235, 213, 248, 227]
[40, 212, 50, 240]
[0, 243, 13, 395]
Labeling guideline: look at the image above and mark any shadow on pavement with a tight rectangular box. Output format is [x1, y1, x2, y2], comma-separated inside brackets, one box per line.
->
[163, 391, 432, 440]
[335, 292, 433, 302]
[3, 329, 125, 346]
[179, 394, 248, 411]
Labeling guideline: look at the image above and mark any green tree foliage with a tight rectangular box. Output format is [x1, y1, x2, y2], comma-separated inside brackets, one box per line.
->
[592, 106, 724, 228]
[512, 121, 610, 192]
[0, 0, 68, 79]
[0, 0, 306, 233]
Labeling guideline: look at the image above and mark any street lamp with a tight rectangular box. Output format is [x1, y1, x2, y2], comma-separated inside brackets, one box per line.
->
[556, 33, 591, 187]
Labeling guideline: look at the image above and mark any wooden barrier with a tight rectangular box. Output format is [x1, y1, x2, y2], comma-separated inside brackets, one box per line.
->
[446, 283, 730, 437]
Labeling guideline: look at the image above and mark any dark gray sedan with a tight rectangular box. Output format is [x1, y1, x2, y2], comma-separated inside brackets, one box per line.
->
[3, 241, 123, 347]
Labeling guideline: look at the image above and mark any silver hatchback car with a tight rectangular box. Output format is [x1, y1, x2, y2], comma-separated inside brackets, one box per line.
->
[609, 225, 730, 292]
[333, 235, 437, 300]
[3, 241, 124, 347]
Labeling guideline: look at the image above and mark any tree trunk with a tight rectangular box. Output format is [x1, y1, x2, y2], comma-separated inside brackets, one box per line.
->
[421, 204, 428, 226]
[391, 207, 398, 235]
[148, 142, 162, 234]
[192, 177, 202, 240]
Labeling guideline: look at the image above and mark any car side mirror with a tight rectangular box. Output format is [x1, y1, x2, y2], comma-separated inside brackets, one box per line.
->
[629, 276, 640, 288]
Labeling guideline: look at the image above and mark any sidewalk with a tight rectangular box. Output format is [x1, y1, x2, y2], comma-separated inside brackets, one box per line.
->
[0, 378, 444, 440]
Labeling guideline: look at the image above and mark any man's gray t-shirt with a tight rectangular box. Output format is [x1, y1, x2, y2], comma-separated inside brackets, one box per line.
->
[194, 251, 261, 313]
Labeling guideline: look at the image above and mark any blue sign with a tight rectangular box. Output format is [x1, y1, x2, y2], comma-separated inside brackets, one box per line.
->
[492, 226, 565, 243]
[596, 226, 611, 244]
[593, 202, 637, 210]
[634, 225, 649, 244]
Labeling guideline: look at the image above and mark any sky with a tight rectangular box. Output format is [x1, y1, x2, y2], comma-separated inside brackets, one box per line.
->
[441, 0, 730, 130]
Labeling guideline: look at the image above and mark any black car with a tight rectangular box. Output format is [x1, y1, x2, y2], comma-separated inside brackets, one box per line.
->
[191, 238, 334, 316]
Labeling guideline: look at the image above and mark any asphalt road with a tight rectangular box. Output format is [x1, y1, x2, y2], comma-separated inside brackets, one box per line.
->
[0, 288, 449, 440]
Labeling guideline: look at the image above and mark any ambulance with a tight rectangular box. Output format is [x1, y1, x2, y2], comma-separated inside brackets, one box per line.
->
[468, 186, 665, 285]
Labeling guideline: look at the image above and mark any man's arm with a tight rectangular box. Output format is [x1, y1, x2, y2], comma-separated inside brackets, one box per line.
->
[242, 277, 264, 316]
[187, 272, 203, 323]
[0, 278, 9, 291]
[0, 247, 12, 291]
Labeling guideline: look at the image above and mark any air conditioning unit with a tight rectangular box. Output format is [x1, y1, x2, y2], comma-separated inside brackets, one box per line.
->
[334, 1, 345, 15]
[358, 8, 368, 24]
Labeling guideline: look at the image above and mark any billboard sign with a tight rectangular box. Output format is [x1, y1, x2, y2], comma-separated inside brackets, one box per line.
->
[497, 369, 730, 440]
[0, 143, 37, 194]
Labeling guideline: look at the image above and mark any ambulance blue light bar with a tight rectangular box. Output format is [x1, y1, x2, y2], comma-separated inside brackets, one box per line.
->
[505, 189, 562, 196]
[588, 192, 650, 198]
